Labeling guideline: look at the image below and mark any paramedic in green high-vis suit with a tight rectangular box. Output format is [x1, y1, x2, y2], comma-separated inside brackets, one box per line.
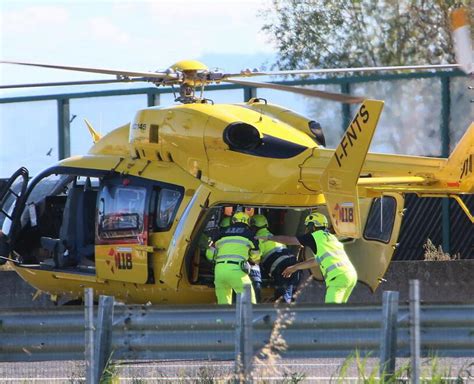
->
[258, 212, 357, 304]
[206, 212, 260, 304]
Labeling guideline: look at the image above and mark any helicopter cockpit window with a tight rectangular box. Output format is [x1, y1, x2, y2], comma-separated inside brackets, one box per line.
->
[0, 177, 27, 233]
[25, 174, 70, 206]
[363, 196, 396, 243]
[155, 188, 182, 230]
[98, 185, 146, 239]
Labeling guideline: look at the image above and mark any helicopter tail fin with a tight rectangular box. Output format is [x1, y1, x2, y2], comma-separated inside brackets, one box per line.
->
[85, 119, 102, 143]
[440, 122, 474, 193]
[320, 100, 384, 238]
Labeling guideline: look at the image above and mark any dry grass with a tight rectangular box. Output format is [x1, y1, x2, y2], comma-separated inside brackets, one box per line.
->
[0, 260, 14, 271]
[248, 275, 313, 383]
[0, 265, 13, 271]
[423, 239, 460, 261]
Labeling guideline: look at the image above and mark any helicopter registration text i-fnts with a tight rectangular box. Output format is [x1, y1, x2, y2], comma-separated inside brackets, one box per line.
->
[0, 8, 473, 304]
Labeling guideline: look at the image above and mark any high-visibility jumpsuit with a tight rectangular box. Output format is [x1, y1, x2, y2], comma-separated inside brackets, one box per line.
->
[311, 230, 357, 304]
[206, 224, 260, 304]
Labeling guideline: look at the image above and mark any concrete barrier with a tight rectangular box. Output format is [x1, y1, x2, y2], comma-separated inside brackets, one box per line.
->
[1, 260, 473, 308]
[0, 270, 55, 308]
[298, 260, 474, 304]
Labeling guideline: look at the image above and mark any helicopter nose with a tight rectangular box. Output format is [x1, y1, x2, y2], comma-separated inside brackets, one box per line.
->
[223, 122, 261, 151]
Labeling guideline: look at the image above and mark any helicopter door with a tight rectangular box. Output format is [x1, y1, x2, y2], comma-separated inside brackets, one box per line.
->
[160, 185, 210, 289]
[344, 193, 405, 291]
[305, 193, 404, 291]
[95, 181, 150, 284]
[0, 167, 29, 261]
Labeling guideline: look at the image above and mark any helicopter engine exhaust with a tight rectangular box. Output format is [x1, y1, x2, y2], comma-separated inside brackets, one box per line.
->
[223, 122, 261, 151]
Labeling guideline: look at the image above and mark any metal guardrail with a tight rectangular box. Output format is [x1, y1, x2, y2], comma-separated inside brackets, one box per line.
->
[1, 302, 473, 363]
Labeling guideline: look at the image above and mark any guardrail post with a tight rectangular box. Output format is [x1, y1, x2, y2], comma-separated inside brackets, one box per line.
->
[380, 290, 399, 382]
[94, 295, 114, 383]
[235, 284, 253, 383]
[84, 288, 95, 384]
[410, 280, 421, 384]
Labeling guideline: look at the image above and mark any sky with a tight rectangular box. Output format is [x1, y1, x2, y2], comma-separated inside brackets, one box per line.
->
[0, 1, 472, 178]
[0, 0, 283, 177]
[0, 0, 275, 87]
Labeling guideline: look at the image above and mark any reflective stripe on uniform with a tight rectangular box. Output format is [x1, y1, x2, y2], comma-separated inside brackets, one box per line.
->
[262, 246, 285, 262]
[269, 254, 293, 276]
[215, 254, 246, 262]
[317, 251, 346, 264]
[323, 262, 346, 277]
[215, 238, 252, 248]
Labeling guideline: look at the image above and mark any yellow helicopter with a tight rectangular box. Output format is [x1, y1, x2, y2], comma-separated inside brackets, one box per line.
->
[0, 8, 472, 305]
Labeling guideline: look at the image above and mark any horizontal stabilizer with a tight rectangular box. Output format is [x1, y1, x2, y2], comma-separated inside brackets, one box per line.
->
[358, 176, 428, 186]
[355, 123, 473, 193]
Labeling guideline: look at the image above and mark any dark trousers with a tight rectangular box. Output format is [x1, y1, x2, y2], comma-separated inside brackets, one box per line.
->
[267, 256, 300, 304]
[231, 269, 262, 303]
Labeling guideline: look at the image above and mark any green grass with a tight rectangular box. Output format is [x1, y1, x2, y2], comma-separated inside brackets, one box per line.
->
[84, 356, 472, 383]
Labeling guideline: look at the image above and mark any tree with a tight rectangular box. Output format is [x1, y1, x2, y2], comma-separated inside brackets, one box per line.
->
[260, 0, 467, 69]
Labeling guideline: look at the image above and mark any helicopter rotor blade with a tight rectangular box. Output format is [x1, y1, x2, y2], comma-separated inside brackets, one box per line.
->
[0, 77, 149, 89]
[450, 6, 473, 74]
[226, 63, 460, 78]
[224, 78, 365, 104]
[0, 60, 179, 81]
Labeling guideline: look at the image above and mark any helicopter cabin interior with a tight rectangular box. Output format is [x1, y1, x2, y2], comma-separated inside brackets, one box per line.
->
[4, 167, 398, 290]
[185, 205, 311, 286]
[10, 168, 183, 272]
[185, 198, 398, 288]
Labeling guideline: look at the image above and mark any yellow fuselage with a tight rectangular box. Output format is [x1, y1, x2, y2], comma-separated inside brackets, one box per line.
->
[10, 100, 458, 304]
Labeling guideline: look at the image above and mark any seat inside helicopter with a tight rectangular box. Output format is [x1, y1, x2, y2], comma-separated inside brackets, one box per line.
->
[13, 172, 100, 271]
